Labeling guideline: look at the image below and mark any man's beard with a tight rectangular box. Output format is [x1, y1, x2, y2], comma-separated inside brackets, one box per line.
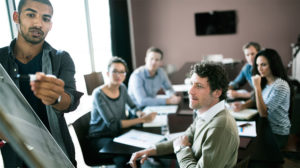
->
[19, 22, 45, 44]
[21, 29, 45, 44]
[189, 101, 201, 110]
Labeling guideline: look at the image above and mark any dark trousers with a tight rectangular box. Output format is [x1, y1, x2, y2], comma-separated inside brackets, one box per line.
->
[274, 134, 289, 149]
[90, 137, 131, 168]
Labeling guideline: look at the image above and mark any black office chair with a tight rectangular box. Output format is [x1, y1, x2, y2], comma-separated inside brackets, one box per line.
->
[235, 156, 250, 168]
[167, 113, 193, 133]
[71, 112, 114, 166]
[282, 79, 300, 159]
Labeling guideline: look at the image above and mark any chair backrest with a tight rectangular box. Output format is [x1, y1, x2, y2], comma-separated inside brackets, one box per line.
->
[72, 112, 93, 165]
[72, 112, 113, 166]
[72, 112, 90, 149]
[289, 79, 300, 134]
[84, 72, 104, 95]
[167, 113, 193, 133]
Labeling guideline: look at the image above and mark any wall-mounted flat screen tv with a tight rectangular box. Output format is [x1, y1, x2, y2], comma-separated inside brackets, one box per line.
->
[195, 10, 236, 36]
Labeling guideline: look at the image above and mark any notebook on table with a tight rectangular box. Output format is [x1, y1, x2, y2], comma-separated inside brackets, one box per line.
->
[230, 109, 258, 120]
[113, 129, 165, 148]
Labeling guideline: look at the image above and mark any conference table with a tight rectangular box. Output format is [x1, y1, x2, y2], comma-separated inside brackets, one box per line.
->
[99, 102, 284, 168]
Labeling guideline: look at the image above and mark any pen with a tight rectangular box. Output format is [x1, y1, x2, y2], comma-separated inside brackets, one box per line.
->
[239, 123, 251, 132]
[238, 123, 251, 128]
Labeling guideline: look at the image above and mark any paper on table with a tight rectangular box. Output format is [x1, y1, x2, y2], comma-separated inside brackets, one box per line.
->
[113, 129, 165, 148]
[236, 121, 257, 137]
[165, 131, 185, 141]
[143, 115, 167, 127]
[143, 105, 178, 115]
[143, 105, 178, 127]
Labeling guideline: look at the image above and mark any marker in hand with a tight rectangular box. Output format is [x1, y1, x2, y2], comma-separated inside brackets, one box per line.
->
[16, 74, 57, 81]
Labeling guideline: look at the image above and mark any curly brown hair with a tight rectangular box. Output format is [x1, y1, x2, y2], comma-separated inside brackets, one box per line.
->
[190, 62, 229, 100]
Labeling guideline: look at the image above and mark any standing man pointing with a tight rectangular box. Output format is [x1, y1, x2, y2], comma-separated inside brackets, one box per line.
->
[0, 0, 82, 167]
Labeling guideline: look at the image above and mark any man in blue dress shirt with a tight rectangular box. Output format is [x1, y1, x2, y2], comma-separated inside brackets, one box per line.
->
[227, 42, 261, 99]
[128, 47, 181, 109]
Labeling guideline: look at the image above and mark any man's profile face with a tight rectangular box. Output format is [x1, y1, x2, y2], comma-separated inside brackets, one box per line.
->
[15, 0, 53, 44]
[145, 51, 162, 72]
[244, 46, 258, 66]
[188, 73, 215, 111]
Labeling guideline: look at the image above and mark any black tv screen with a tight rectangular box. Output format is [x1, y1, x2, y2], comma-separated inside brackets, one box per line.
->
[195, 10, 236, 36]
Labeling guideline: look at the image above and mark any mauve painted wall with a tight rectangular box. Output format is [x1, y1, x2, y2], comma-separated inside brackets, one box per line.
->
[130, 0, 300, 73]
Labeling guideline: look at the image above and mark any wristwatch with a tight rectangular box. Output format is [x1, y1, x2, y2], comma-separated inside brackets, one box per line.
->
[51, 95, 62, 105]
[174, 145, 189, 154]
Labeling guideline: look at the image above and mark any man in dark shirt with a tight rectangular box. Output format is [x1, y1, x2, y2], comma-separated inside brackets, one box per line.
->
[0, 0, 82, 167]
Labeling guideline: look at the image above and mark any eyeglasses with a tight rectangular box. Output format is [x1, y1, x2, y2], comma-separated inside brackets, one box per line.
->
[111, 70, 126, 76]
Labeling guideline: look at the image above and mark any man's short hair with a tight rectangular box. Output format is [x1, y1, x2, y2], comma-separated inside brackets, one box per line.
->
[18, 0, 53, 14]
[242, 42, 261, 52]
[107, 56, 128, 73]
[146, 47, 163, 60]
[190, 62, 229, 100]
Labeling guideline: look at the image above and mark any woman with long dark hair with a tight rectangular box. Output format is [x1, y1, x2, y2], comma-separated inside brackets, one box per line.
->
[232, 48, 291, 148]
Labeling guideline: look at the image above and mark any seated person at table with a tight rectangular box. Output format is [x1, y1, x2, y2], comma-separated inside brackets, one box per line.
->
[232, 49, 291, 149]
[129, 62, 239, 168]
[88, 57, 157, 167]
[128, 47, 181, 108]
[227, 42, 261, 99]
